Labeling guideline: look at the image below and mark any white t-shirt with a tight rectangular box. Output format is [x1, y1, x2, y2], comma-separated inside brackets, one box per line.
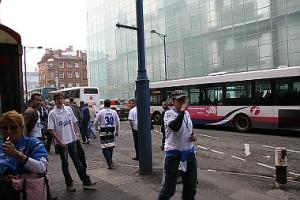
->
[128, 106, 138, 130]
[48, 105, 77, 144]
[164, 109, 194, 151]
[95, 108, 120, 128]
[31, 109, 43, 138]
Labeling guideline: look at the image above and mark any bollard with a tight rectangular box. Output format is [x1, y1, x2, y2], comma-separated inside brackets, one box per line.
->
[275, 147, 287, 189]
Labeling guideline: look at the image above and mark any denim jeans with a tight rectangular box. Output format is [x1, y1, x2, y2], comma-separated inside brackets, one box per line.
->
[102, 147, 113, 166]
[158, 154, 197, 200]
[88, 121, 96, 138]
[57, 141, 91, 186]
[80, 123, 90, 142]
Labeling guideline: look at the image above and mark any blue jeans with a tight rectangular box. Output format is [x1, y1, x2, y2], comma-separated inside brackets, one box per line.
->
[88, 121, 96, 138]
[158, 154, 197, 200]
[57, 141, 91, 186]
[80, 122, 90, 142]
[102, 147, 113, 166]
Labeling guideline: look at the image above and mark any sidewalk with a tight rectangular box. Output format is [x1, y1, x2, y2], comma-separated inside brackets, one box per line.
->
[47, 126, 300, 200]
[48, 151, 300, 200]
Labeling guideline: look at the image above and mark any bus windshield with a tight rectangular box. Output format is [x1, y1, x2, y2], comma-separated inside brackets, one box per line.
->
[84, 88, 98, 94]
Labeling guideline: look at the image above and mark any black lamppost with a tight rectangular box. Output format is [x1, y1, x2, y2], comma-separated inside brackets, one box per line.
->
[116, 0, 152, 175]
[23, 45, 42, 103]
[150, 30, 167, 80]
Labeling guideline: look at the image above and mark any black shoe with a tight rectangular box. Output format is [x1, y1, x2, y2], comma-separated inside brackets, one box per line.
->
[83, 181, 96, 190]
[132, 157, 139, 161]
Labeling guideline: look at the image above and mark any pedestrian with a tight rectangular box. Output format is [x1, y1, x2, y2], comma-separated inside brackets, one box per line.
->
[80, 101, 90, 144]
[160, 101, 170, 151]
[0, 110, 49, 200]
[23, 93, 43, 141]
[158, 90, 197, 200]
[94, 99, 120, 169]
[128, 98, 139, 161]
[88, 104, 96, 139]
[47, 92, 95, 192]
[69, 98, 88, 172]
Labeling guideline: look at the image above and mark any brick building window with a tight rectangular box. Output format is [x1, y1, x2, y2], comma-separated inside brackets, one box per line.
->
[60, 83, 65, 89]
[67, 71, 72, 78]
[74, 63, 79, 68]
[75, 72, 80, 79]
[59, 62, 64, 68]
[68, 82, 73, 88]
[47, 62, 53, 68]
[42, 74, 46, 80]
[59, 71, 64, 78]
[66, 62, 72, 68]
[50, 72, 54, 79]
[75, 82, 80, 87]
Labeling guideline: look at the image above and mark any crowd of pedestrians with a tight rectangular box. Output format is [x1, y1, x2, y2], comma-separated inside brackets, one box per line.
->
[0, 89, 198, 200]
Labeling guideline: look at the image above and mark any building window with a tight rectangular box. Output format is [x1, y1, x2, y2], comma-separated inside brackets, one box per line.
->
[50, 83, 55, 87]
[59, 71, 64, 78]
[47, 62, 53, 68]
[68, 82, 73, 88]
[67, 71, 72, 78]
[75, 82, 80, 87]
[42, 74, 46, 80]
[59, 62, 64, 68]
[66, 62, 72, 68]
[50, 72, 54, 79]
[59, 83, 65, 89]
[75, 71, 80, 79]
[74, 62, 79, 68]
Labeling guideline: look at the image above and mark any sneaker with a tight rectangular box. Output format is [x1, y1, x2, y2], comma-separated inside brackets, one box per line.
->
[83, 181, 96, 190]
[66, 185, 76, 192]
[87, 139, 91, 144]
[107, 163, 114, 169]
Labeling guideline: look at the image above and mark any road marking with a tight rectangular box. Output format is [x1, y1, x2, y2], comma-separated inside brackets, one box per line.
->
[211, 150, 225, 155]
[244, 143, 250, 156]
[197, 145, 207, 150]
[198, 134, 219, 139]
[262, 145, 300, 154]
[207, 169, 216, 172]
[257, 162, 275, 169]
[289, 172, 300, 177]
[231, 155, 246, 161]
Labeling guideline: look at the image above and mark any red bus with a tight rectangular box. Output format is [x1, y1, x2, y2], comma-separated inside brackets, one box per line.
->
[150, 66, 300, 132]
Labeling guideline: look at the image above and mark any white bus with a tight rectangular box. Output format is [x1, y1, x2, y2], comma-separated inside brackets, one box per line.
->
[150, 66, 300, 132]
[51, 87, 100, 110]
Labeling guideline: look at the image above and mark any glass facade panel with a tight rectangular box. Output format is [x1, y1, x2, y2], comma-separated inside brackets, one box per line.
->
[87, 0, 300, 99]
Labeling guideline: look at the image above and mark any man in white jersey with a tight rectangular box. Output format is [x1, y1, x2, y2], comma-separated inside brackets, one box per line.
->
[128, 99, 139, 160]
[94, 99, 120, 169]
[23, 93, 43, 141]
[158, 90, 197, 200]
[48, 92, 95, 192]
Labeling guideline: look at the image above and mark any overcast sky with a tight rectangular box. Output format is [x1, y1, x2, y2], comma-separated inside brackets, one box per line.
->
[0, 0, 87, 72]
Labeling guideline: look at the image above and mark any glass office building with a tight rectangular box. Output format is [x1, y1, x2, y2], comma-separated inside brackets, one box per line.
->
[87, 0, 300, 99]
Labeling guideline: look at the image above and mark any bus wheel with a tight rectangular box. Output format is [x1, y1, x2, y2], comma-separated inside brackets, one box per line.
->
[233, 114, 251, 132]
[153, 112, 162, 125]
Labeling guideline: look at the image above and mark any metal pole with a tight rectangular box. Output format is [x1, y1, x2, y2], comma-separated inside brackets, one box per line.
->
[136, 0, 152, 175]
[275, 147, 287, 189]
[163, 35, 167, 80]
[23, 46, 28, 105]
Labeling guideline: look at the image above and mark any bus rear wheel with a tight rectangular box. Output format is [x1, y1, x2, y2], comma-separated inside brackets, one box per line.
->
[233, 114, 251, 132]
[153, 112, 162, 125]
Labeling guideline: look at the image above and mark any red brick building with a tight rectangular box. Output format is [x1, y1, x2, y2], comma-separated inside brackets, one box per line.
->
[38, 46, 88, 89]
